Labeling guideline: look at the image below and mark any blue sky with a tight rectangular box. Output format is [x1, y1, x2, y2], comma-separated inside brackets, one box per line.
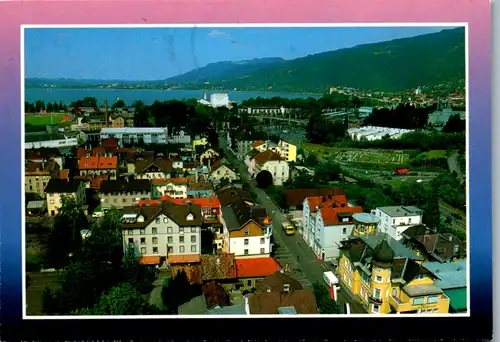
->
[24, 26, 454, 80]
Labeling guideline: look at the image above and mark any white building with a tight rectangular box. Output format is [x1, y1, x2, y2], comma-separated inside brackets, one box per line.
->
[152, 178, 189, 199]
[302, 196, 363, 261]
[198, 93, 231, 108]
[44, 178, 86, 216]
[347, 126, 414, 141]
[168, 130, 191, 144]
[247, 150, 289, 186]
[220, 202, 273, 258]
[121, 202, 203, 266]
[373, 206, 424, 240]
[25, 137, 79, 150]
[100, 127, 169, 145]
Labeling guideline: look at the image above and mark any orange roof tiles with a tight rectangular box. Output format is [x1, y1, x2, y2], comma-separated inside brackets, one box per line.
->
[168, 254, 201, 264]
[78, 156, 117, 170]
[59, 169, 70, 180]
[251, 140, 266, 148]
[320, 206, 363, 225]
[253, 150, 284, 165]
[235, 257, 281, 278]
[307, 195, 348, 213]
[139, 256, 160, 265]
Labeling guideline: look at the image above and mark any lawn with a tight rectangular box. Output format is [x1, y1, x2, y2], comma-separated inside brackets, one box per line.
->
[25, 115, 64, 126]
[413, 149, 448, 160]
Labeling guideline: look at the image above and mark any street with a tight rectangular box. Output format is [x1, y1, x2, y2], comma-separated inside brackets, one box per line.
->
[221, 137, 366, 314]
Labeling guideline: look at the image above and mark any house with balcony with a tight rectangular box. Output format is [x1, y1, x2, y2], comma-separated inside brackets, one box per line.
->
[337, 236, 450, 314]
[373, 206, 424, 241]
[302, 194, 363, 261]
[78, 156, 118, 180]
[44, 178, 86, 216]
[220, 197, 273, 258]
[400, 225, 466, 262]
[25, 159, 60, 198]
[99, 179, 151, 209]
[121, 201, 202, 267]
[134, 154, 174, 180]
[209, 160, 237, 183]
[151, 177, 189, 199]
[247, 149, 289, 186]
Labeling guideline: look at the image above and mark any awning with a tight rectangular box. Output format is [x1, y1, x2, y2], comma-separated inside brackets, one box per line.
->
[140, 256, 161, 265]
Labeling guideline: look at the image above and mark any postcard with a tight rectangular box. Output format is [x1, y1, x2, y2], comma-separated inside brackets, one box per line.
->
[0, 0, 492, 341]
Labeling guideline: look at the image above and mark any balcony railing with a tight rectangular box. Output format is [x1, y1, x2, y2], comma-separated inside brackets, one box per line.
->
[368, 295, 383, 304]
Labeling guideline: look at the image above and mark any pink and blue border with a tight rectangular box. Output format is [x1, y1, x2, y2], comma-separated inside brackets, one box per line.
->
[0, 0, 491, 340]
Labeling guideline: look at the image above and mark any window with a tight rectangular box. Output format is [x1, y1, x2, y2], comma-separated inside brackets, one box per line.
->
[128, 238, 134, 244]
[113, 198, 117, 203]
[191, 245, 196, 253]
[244, 239, 249, 246]
[392, 288, 398, 297]
[375, 275, 383, 282]
[167, 237, 173, 243]
[360, 288, 364, 296]
[372, 304, 379, 313]
[373, 288, 381, 299]
[156, 218, 160, 224]
[180, 236, 184, 243]
[164, 218, 168, 223]
[191, 235, 196, 243]
[412, 297, 425, 305]
[408, 218, 412, 223]
[427, 296, 439, 304]
[260, 248, 265, 254]
[432, 308, 439, 313]
[152, 237, 158, 244]
[348, 278, 352, 286]
[153, 247, 158, 254]
[140, 247, 146, 254]
[342, 228, 347, 234]
[179, 246, 185, 253]
[167, 227, 173, 234]
[140, 229, 145, 235]
[140, 238, 146, 245]
[244, 230, 248, 236]
[179, 227, 184, 233]
[361, 272, 370, 284]
[244, 249, 249, 255]
[167, 246, 173, 253]
[152, 228, 157, 235]
[392, 219, 395, 224]
[260, 238, 265, 244]
[247, 280, 252, 286]
[191, 227, 196, 232]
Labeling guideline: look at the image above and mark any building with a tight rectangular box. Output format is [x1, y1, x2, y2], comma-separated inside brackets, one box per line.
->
[139, 196, 220, 223]
[347, 126, 414, 141]
[283, 187, 346, 211]
[134, 155, 174, 180]
[121, 202, 202, 266]
[99, 179, 151, 209]
[198, 93, 231, 108]
[44, 178, 86, 216]
[351, 212, 381, 237]
[337, 236, 450, 314]
[25, 148, 64, 169]
[25, 159, 60, 198]
[109, 112, 134, 128]
[302, 195, 363, 260]
[100, 127, 169, 145]
[373, 206, 424, 241]
[25, 137, 79, 150]
[168, 129, 191, 144]
[235, 257, 281, 290]
[78, 156, 118, 180]
[247, 150, 289, 186]
[220, 198, 273, 258]
[422, 260, 467, 313]
[209, 160, 237, 183]
[151, 178, 189, 199]
[255, 270, 303, 294]
[276, 140, 297, 162]
[236, 140, 255, 160]
[187, 182, 215, 198]
[358, 106, 373, 118]
[401, 225, 466, 262]
[199, 148, 219, 164]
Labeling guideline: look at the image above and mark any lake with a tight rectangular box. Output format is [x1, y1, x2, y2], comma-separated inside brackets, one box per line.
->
[25, 88, 320, 106]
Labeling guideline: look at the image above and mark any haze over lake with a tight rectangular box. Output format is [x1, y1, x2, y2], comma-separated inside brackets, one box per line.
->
[25, 88, 320, 106]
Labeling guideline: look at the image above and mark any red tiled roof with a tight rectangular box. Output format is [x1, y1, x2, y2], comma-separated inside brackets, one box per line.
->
[251, 140, 265, 148]
[320, 206, 363, 225]
[91, 175, 108, 189]
[91, 146, 106, 156]
[75, 147, 86, 158]
[101, 137, 120, 149]
[151, 177, 189, 185]
[307, 195, 348, 213]
[253, 149, 284, 166]
[283, 188, 345, 207]
[168, 254, 201, 264]
[236, 257, 281, 278]
[78, 156, 117, 170]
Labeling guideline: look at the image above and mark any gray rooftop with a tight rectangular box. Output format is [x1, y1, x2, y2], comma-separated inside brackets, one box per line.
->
[177, 295, 207, 315]
[378, 206, 424, 218]
[27, 200, 46, 209]
[402, 284, 443, 297]
[353, 212, 380, 224]
[277, 306, 297, 314]
[361, 234, 421, 260]
[206, 305, 247, 315]
[422, 260, 467, 289]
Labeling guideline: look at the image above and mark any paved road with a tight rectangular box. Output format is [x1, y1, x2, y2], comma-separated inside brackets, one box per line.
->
[221, 138, 366, 314]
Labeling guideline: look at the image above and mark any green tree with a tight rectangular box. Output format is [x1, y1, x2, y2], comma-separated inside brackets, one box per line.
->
[122, 244, 157, 294]
[443, 114, 465, 133]
[312, 281, 340, 314]
[314, 160, 341, 184]
[112, 99, 127, 111]
[161, 270, 202, 314]
[46, 102, 54, 112]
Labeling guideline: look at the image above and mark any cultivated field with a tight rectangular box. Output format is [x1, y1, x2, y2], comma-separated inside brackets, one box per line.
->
[304, 143, 411, 165]
[25, 114, 70, 126]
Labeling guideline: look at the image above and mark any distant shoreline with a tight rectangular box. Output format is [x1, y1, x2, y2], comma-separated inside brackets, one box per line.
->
[25, 86, 324, 96]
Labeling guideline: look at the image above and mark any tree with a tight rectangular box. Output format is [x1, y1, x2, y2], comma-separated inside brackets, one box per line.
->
[255, 170, 273, 189]
[46, 102, 54, 112]
[443, 114, 465, 133]
[161, 270, 202, 314]
[314, 160, 341, 184]
[41, 286, 60, 315]
[202, 281, 230, 308]
[122, 244, 157, 294]
[312, 281, 340, 314]
[72, 283, 154, 315]
[112, 99, 127, 111]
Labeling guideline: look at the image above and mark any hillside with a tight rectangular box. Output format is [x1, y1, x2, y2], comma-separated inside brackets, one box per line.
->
[167, 27, 466, 92]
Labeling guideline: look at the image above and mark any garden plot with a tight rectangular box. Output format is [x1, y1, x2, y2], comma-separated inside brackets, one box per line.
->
[332, 150, 410, 165]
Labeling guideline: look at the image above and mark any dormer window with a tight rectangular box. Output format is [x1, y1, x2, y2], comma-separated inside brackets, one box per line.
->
[186, 213, 194, 221]
[137, 215, 144, 223]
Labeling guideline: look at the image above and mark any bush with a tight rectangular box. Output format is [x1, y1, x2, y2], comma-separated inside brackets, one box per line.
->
[26, 257, 42, 272]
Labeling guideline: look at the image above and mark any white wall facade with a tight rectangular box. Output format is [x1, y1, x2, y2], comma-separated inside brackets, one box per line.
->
[374, 208, 422, 241]
[261, 160, 289, 186]
[229, 235, 271, 258]
[154, 183, 188, 198]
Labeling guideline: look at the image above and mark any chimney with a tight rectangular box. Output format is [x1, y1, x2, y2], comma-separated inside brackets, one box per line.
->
[283, 284, 290, 293]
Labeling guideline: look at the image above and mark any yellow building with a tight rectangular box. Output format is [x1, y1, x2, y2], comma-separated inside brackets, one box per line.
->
[192, 137, 208, 150]
[337, 237, 450, 314]
[44, 178, 87, 216]
[277, 140, 297, 162]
